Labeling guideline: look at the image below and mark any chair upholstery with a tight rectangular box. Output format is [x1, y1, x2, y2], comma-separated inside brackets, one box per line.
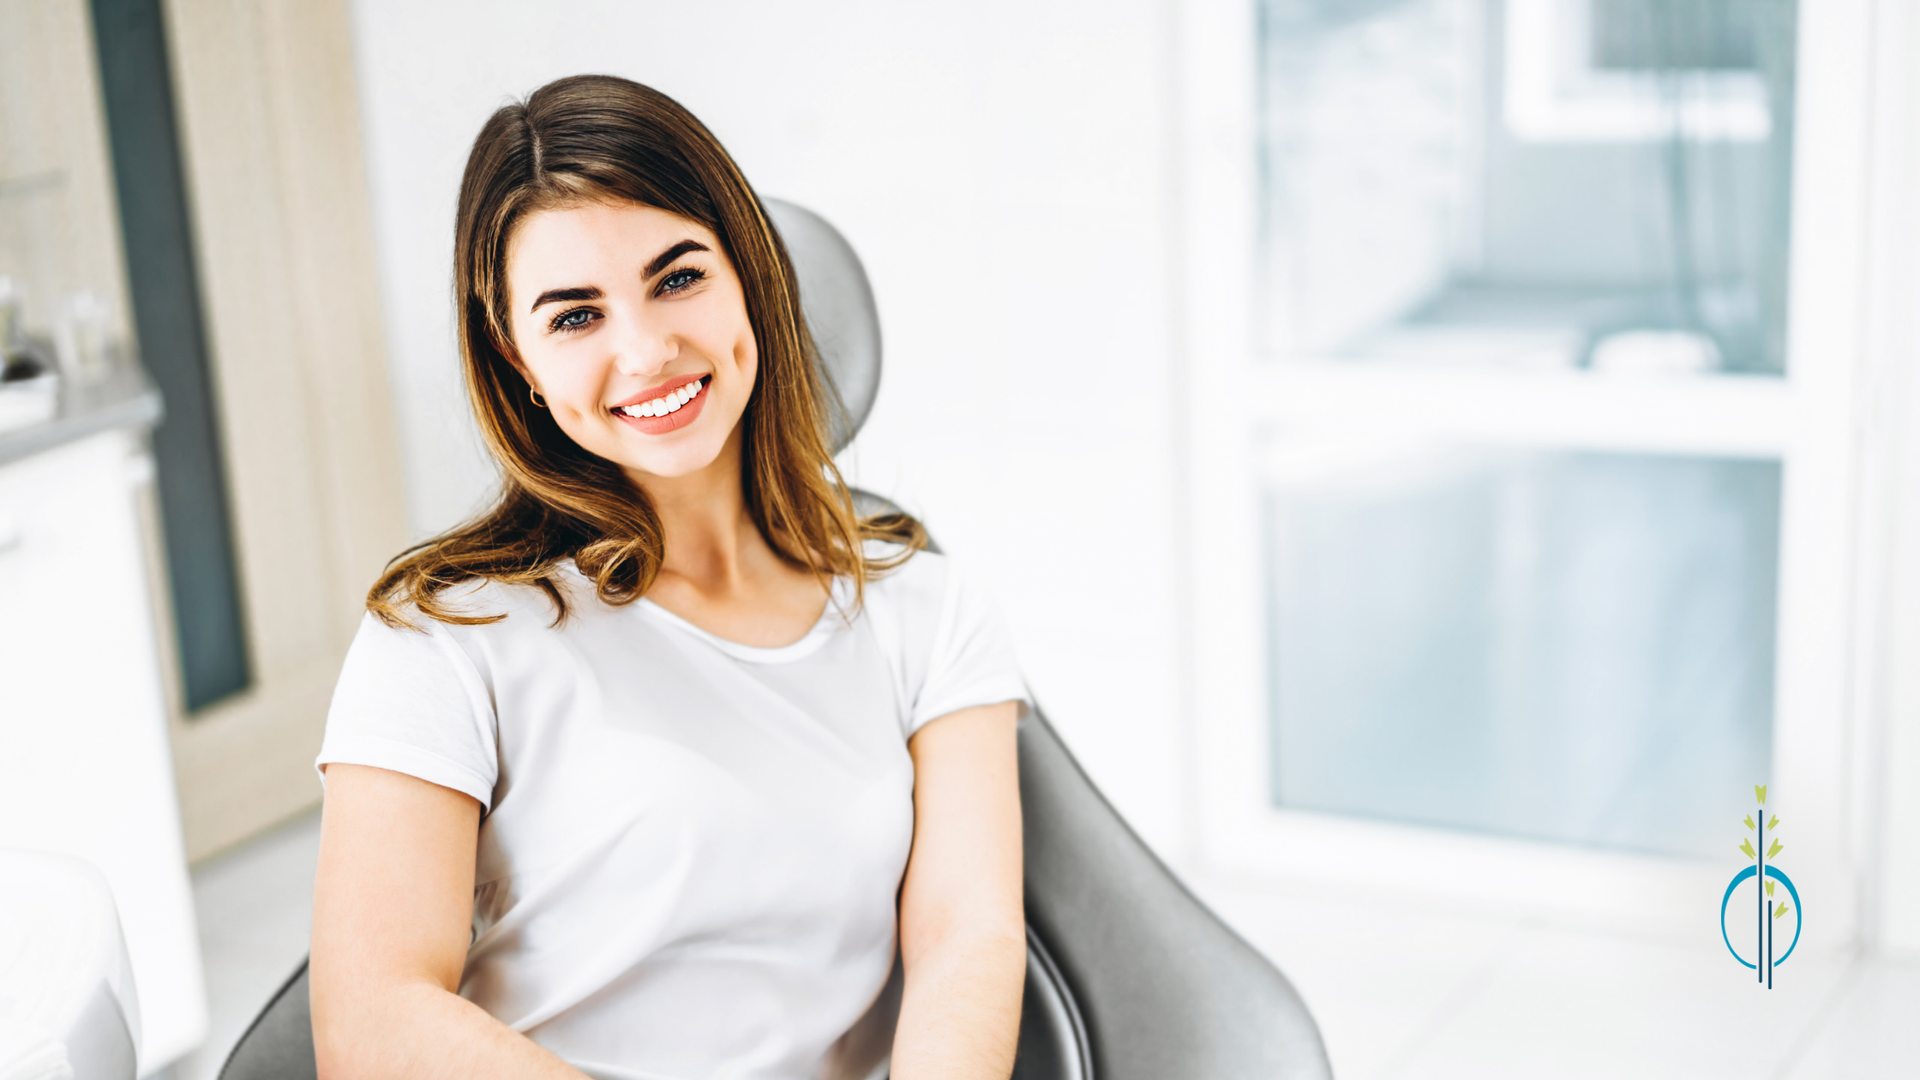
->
[218, 200, 1329, 1080]
[218, 961, 312, 1080]
[765, 200, 882, 453]
[1014, 709, 1329, 1080]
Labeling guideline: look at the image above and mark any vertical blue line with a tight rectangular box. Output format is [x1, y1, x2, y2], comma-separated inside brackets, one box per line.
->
[1757, 810, 1764, 985]
[1758, 834, 1774, 983]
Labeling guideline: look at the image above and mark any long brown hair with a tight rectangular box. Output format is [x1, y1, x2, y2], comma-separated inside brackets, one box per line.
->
[369, 74, 921, 628]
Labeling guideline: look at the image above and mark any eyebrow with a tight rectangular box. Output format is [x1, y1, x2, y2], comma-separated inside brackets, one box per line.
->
[644, 239, 710, 279]
[529, 285, 601, 313]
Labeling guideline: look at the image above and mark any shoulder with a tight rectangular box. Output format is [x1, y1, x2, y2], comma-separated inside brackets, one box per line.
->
[861, 541, 964, 617]
[348, 571, 596, 694]
[860, 543, 1028, 734]
[860, 542, 1012, 653]
[337, 571, 587, 707]
[374, 566, 590, 639]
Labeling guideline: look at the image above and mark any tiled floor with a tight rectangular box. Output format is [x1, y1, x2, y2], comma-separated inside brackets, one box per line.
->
[1188, 877, 1919, 1080]
[179, 817, 1918, 1079]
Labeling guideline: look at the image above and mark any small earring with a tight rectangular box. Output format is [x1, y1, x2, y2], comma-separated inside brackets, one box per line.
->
[530, 388, 547, 408]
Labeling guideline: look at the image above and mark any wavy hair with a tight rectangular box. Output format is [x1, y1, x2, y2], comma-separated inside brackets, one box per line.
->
[369, 74, 922, 627]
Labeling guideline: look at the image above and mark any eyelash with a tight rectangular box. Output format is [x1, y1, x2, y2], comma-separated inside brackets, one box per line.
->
[544, 266, 710, 334]
[548, 308, 596, 333]
[659, 266, 707, 294]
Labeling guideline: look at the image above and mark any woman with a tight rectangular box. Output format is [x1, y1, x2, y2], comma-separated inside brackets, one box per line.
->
[309, 75, 1028, 1080]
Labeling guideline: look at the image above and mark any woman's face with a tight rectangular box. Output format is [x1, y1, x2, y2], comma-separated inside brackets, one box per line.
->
[504, 200, 756, 485]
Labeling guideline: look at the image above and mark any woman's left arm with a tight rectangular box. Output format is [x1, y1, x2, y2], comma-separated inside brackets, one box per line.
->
[892, 700, 1027, 1080]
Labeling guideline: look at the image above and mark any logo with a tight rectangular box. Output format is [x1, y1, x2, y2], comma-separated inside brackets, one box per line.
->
[1720, 784, 1800, 987]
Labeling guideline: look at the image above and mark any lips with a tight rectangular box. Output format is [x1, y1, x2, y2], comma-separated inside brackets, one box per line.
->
[610, 375, 710, 435]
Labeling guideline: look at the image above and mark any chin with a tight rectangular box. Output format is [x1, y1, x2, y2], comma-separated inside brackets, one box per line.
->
[556, 406, 739, 484]
[608, 435, 731, 482]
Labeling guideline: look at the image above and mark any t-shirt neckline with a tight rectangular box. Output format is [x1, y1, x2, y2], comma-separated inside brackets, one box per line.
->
[636, 575, 855, 664]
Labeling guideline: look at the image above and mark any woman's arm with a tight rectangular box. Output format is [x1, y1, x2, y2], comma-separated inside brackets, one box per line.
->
[892, 701, 1027, 1080]
[309, 764, 587, 1080]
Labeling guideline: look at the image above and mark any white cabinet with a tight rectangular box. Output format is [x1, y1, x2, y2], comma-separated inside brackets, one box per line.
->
[0, 428, 206, 1073]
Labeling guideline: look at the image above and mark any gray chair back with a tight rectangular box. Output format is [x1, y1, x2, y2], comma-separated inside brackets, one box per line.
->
[764, 199, 881, 453]
[1016, 707, 1328, 1078]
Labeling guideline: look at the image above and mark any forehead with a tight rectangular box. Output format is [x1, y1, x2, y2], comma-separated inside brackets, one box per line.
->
[506, 201, 715, 294]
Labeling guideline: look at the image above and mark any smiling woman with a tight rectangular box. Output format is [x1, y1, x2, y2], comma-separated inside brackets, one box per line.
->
[367, 77, 919, 629]
[309, 75, 1030, 1080]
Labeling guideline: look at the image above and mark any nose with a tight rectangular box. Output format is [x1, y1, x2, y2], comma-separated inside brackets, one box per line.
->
[609, 309, 674, 377]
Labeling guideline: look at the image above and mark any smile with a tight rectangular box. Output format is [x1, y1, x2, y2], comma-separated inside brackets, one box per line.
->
[614, 375, 708, 418]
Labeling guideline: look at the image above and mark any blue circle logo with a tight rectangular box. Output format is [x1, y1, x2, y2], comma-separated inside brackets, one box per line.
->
[1720, 864, 1801, 969]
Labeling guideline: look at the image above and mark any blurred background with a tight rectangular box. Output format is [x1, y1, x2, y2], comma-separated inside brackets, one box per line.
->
[2, 0, 1917, 1077]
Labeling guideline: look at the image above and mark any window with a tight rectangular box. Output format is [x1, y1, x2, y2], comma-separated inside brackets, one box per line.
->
[1264, 444, 1778, 858]
[1256, 0, 1795, 374]
[1181, 0, 1873, 935]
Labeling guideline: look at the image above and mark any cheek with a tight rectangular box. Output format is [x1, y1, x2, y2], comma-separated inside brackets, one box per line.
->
[724, 339, 759, 427]
[702, 281, 756, 376]
[734, 330, 758, 379]
[521, 342, 596, 405]
[541, 358, 593, 400]
[722, 304, 758, 380]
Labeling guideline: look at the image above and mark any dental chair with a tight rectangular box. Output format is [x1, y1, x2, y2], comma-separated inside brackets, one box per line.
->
[0, 851, 142, 1080]
[217, 201, 1331, 1080]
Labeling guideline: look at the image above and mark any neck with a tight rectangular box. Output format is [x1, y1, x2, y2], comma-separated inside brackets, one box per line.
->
[621, 428, 829, 647]
[629, 430, 767, 594]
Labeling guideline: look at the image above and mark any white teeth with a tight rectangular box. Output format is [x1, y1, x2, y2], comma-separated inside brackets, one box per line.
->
[617, 379, 704, 420]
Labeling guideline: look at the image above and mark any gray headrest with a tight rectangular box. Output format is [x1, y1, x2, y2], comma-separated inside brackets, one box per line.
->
[763, 199, 881, 452]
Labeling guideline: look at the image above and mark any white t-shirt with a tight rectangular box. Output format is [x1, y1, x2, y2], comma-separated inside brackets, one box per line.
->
[315, 546, 1027, 1080]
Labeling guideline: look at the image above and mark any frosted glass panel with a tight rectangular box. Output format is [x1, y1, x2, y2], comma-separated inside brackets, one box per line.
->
[1257, 0, 1798, 374]
[1264, 446, 1779, 858]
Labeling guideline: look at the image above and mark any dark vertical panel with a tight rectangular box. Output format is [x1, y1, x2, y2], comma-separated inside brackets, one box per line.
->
[90, 0, 250, 711]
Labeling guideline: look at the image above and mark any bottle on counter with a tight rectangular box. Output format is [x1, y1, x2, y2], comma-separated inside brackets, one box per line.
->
[53, 289, 112, 386]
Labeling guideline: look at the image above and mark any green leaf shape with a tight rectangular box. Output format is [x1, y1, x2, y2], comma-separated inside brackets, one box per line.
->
[1740, 839, 1757, 859]
[1774, 902, 1790, 920]
[1767, 839, 1784, 859]
[1769, 815, 1779, 831]
[1766, 880, 1776, 898]
[1757, 784, 1768, 805]
[1744, 815, 1755, 830]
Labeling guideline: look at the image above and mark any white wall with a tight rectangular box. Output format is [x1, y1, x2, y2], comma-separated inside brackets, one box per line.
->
[346, 0, 1190, 853]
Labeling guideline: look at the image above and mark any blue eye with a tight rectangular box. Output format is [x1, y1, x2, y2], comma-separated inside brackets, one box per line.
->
[549, 308, 596, 333]
[660, 267, 707, 294]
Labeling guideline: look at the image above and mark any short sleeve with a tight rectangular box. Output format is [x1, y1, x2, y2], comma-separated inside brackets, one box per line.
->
[316, 612, 500, 811]
[908, 557, 1031, 736]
